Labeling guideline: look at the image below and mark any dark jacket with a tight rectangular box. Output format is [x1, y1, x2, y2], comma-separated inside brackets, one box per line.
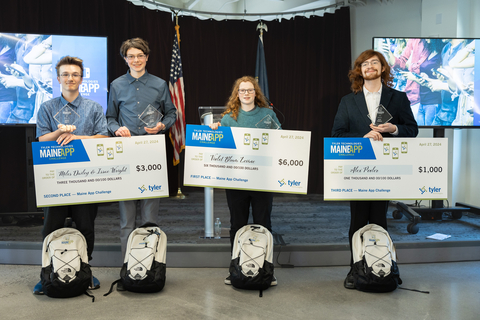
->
[331, 85, 418, 138]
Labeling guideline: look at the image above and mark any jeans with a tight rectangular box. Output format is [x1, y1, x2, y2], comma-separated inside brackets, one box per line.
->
[417, 104, 438, 126]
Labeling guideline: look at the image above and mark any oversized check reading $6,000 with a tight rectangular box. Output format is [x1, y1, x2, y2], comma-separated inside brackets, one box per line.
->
[184, 125, 311, 194]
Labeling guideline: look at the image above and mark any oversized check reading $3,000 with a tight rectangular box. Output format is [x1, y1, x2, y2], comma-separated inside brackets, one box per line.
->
[32, 135, 169, 207]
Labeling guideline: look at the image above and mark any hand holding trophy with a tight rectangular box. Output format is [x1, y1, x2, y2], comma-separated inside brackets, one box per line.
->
[54, 103, 80, 133]
[138, 104, 164, 128]
[369, 104, 393, 126]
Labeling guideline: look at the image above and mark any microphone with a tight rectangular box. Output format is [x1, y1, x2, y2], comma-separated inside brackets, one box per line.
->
[265, 98, 274, 110]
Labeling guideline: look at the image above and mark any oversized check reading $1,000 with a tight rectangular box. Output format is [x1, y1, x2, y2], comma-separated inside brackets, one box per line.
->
[324, 138, 448, 200]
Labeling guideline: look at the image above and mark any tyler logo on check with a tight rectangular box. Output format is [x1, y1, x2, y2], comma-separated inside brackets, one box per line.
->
[54, 103, 80, 127]
[255, 114, 280, 129]
[138, 104, 163, 128]
[369, 104, 392, 126]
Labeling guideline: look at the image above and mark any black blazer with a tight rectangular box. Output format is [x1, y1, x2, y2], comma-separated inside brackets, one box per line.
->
[331, 85, 418, 138]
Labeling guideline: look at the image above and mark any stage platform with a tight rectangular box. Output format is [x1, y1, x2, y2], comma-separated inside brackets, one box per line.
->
[1, 189, 480, 267]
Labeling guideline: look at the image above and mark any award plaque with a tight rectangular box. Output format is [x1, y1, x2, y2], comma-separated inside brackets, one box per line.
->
[138, 104, 163, 128]
[369, 104, 393, 126]
[255, 114, 280, 130]
[54, 104, 80, 126]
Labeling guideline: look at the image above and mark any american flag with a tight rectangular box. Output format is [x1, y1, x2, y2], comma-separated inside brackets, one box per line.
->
[169, 29, 185, 166]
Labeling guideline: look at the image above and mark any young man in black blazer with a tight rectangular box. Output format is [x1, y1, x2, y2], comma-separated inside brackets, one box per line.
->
[331, 49, 418, 289]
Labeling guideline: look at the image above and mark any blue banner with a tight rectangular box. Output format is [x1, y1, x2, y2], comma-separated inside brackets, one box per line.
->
[52, 35, 108, 113]
[324, 138, 376, 160]
[32, 140, 90, 165]
[186, 124, 236, 149]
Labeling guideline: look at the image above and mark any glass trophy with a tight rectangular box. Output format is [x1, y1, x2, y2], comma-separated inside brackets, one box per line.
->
[255, 114, 280, 130]
[138, 104, 163, 128]
[54, 104, 80, 127]
[369, 104, 393, 126]
[198, 106, 225, 125]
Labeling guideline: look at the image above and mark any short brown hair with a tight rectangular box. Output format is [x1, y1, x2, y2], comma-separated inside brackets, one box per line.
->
[55, 56, 84, 77]
[348, 49, 393, 93]
[119, 38, 150, 58]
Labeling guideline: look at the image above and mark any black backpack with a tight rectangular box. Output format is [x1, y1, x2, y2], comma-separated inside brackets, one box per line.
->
[40, 227, 93, 299]
[351, 224, 402, 292]
[105, 223, 167, 295]
[229, 225, 274, 295]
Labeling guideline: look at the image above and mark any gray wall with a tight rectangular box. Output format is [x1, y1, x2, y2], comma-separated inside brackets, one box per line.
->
[350, 0, 480, 207]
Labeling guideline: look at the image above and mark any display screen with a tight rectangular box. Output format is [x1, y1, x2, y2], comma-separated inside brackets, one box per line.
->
[373, 37, 479, 128]
[0, 33, 107, 125]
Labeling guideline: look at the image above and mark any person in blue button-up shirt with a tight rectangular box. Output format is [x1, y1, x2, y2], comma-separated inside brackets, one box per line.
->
[106, 38, 176, 282]
[33, 56, 108, 295]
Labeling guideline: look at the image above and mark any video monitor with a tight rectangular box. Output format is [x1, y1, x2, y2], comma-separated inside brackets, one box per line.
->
[0, 33, 107, 125]
[373, 37, 479, 128]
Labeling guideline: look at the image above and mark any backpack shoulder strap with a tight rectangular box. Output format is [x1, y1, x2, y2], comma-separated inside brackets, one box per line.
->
[103, 279, 122, 297]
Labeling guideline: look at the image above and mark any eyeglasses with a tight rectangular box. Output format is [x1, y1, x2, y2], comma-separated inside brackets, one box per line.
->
[126, 54, 147, 61]
[60, 73, 82, 79]
[361, 60, 381, 68]
[238, 89, 255, 94]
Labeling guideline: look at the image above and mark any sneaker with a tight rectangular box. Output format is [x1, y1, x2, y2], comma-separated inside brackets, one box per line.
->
[270, 276, 278, 286]
[344, 273, 355, 289]
[117, 281, 126, 291]
[33, 280, 44, 295]
[224, 275, 231, 285]
[89, 276, 100, 290]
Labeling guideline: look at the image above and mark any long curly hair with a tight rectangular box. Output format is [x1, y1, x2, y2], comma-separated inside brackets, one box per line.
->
[348, 50, 393, 93]
[222, 76, 268, 120]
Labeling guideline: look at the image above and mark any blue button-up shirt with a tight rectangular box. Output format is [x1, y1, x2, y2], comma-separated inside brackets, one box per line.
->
[106, 70, 177, 136]
[36, 95, 108, 139]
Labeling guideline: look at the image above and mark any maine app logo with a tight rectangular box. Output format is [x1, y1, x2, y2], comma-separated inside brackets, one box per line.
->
[186, 125, 236, 149]
[192, 131, 224, 143]
[324, 138, 375, 160]
[61, 236, 74, 245]
[39, 147, 74, 158]
[33, 140, 90, 165]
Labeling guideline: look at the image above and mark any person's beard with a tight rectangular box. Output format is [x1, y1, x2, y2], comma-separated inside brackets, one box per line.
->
[363, 70, 382, 81]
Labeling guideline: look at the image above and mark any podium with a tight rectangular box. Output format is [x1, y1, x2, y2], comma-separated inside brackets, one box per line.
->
[198, 107, 225, 238]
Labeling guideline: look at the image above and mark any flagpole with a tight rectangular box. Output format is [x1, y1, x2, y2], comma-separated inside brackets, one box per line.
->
[169, 10, 186, 200]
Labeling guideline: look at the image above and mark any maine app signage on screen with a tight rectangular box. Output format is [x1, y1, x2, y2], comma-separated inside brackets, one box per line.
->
[373, 37, 478, 128]
[0, 33, 107, 125]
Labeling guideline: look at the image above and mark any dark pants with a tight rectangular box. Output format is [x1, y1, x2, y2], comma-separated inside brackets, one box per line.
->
[42, 204, 98, 261]
[348, 200, 389, 266]
[225, 189, 273, 250]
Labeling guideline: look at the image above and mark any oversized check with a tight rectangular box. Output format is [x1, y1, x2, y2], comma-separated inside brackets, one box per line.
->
[32, 135, 169, 207]
[324, 138, 448, 200]
[184, 125, 311, 194]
